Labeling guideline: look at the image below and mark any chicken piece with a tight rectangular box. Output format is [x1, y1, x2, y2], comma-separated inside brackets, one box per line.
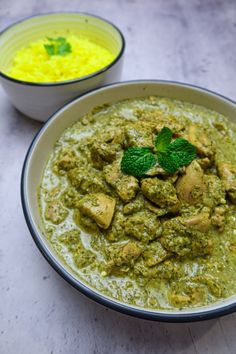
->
[203, 175, 226, 208]
[78, 193, 116, 229]
[105, 241, 142, 275]
[123, 193, 168, 217]
[182, 212, 211, 232]
[73, 248, 96, 269]
[116, 176, 139, 203]
[133, 259, 159, 278]
[176, 160, 206, 205]
[74, 209, 99, 234]
[124, 211, 162, 242]
[94, 127, 125, 145]
[103, 160, 121, 186]
[211, 206, 226, 232]
[142, 241, 170, 267]
[104, 161, 139, 203]
[112, 128, 125, 145]
[217, 162, 236, 204]
[122, 242, 142, 263]
[90, 141, 119, 169]
[68, 167, 108, 194]
[105, 211, 125, 242]
[59, 229, 81, 252]
[44, 200, 68, 225]
[156, 260, 182, 281]
[144, 200, 169, 217]
[188, 124, 214, 159]
[160, 217, 213, 257]
[134, 258, 182, 280]
[61, 187, 81, 209]
[53, 149, 77, 174]
[145, 163, 180, 183]
[58, 229, 95, 268]
[124, 122, 154, 148]
[141, 178, 180, 213]
[123, 194, 145, 215]
[95, 129, 116, 143]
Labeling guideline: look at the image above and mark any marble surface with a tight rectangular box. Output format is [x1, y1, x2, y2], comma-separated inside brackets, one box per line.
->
[0, 1, 236, 353]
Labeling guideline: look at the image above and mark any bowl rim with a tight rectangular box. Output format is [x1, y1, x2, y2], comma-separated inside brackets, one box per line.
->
[0, 11, 125, 87]
[21, 79, 236, 322]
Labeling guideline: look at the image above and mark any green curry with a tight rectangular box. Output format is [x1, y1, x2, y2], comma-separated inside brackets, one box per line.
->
[39, 96, 236, 310]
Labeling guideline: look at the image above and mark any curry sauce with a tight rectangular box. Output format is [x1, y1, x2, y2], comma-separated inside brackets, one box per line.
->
[39, 96, 236, 310]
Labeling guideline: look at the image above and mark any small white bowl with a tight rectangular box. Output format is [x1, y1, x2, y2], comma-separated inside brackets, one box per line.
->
[21, 80, 236, 322]
[0, 12, 125, 121]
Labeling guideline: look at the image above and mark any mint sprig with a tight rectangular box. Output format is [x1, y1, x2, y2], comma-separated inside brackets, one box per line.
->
[121, 127, 197, 177]
[120, 147, 157, 178]
[44, 37, 72, 56]
[159, 137, 197, 173]
[155, 126, 173, 152]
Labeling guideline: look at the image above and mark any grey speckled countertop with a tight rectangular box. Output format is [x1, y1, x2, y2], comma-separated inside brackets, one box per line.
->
[1, 1, 236, 353]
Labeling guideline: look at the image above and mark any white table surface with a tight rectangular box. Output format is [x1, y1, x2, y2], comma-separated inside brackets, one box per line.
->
[1, 1, 236, 353]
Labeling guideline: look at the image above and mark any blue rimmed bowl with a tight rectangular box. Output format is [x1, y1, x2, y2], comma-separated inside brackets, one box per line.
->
[21, 80, 236, 322]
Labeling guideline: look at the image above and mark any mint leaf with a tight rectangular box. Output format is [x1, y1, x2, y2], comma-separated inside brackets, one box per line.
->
[157, 153, 178, 173]
[157, 138, 196, 173]
[44, 37, 71, 56]
[58, 42, 71, 56]
[121, 147, 157, 177]
[44, 44, 55, 56]
[56, 37, 67, 43]
[155, 127, 173, 152]
[168, 138, 196, 167]
[120, 128, 197, 177]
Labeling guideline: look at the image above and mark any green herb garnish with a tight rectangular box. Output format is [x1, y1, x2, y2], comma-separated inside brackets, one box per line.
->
[44, 37, 72, 56]
[155, 126, 173, 152]
[120, 147, 157, 178]
[121, 127, 197, 177]
[157, 136, 197, 173]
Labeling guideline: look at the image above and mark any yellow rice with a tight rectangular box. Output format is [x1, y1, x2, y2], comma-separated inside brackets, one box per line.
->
[7, 34, 115, 83]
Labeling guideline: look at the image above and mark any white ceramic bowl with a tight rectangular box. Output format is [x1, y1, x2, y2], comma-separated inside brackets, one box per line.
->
[0, 13, 125, 121]
[21, 81, 236, 322]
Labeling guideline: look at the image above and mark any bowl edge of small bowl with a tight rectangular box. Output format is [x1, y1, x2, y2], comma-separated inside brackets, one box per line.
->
[0, 11, 125, 87]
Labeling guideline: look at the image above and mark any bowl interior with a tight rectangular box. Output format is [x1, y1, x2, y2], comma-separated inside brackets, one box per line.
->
[22, 81, 236, 320]
[0, 13, 123, 75]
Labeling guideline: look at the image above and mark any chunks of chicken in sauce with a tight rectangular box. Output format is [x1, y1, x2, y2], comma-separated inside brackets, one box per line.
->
[39, 96, 236, 310]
